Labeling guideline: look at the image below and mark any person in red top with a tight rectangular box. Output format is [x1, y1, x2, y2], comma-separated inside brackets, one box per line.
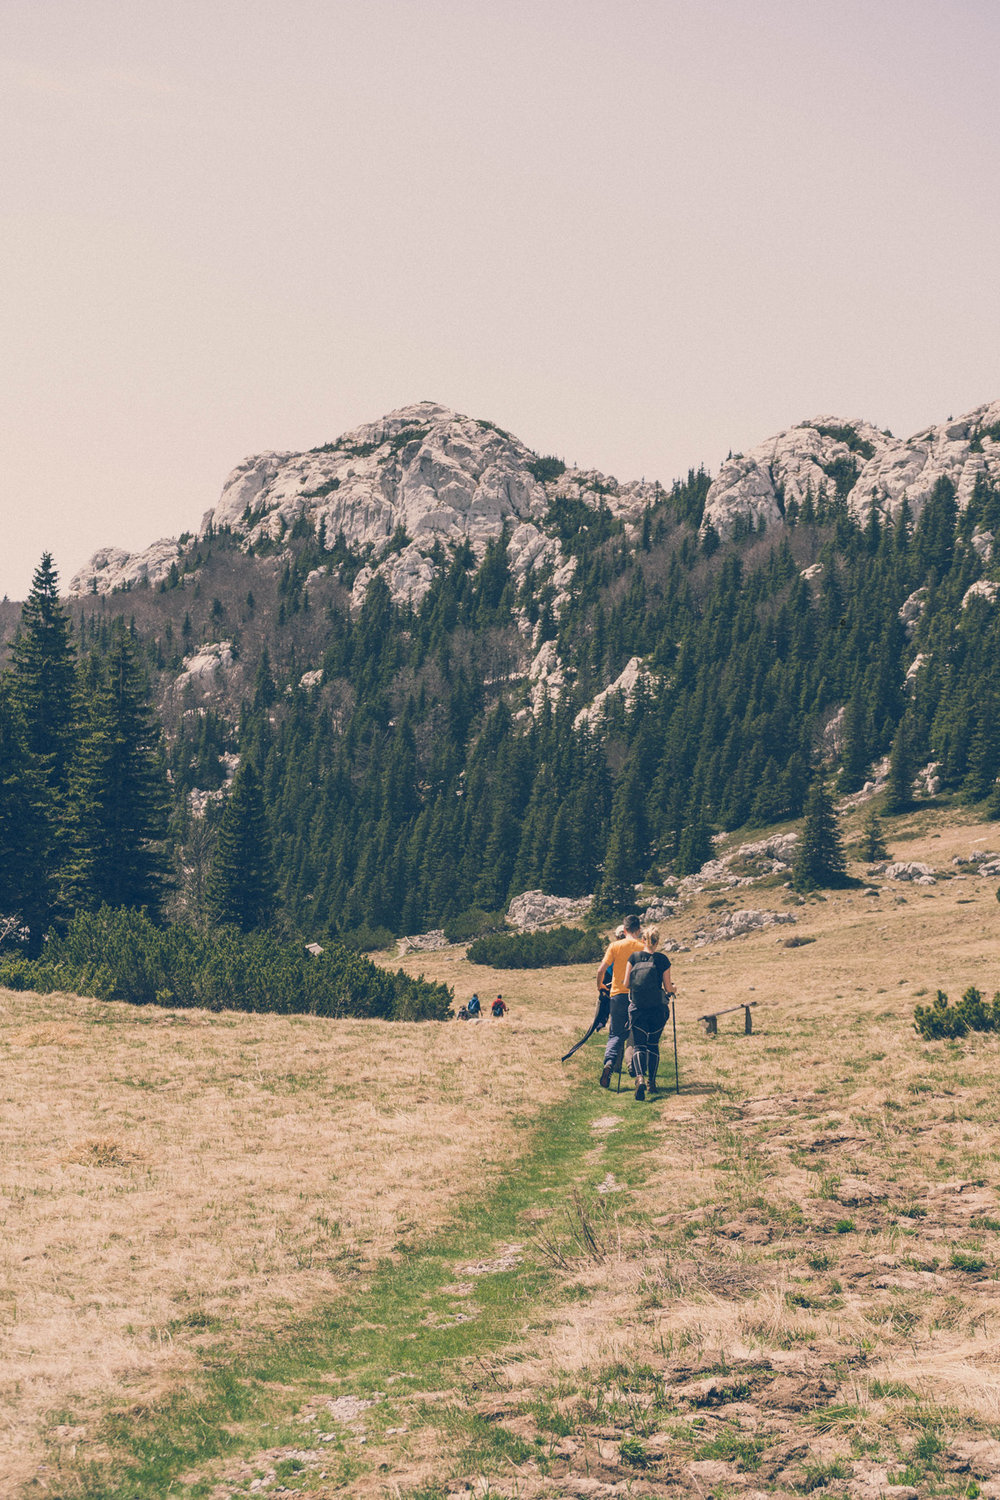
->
[596, 913, 645, 1088]
[491, 994, 507, 1018]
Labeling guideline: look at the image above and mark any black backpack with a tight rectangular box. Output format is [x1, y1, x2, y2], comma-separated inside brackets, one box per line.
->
[629, 953, 663, 1006]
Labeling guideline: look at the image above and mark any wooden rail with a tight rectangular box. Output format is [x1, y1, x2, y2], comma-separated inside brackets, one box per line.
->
[697, 1001, 757, 1036]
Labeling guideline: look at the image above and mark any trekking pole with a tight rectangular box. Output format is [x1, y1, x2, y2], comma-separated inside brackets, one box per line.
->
[672, 993, 680, 1095]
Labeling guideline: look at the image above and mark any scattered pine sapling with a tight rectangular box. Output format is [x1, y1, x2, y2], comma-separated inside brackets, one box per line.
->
[913, 986, 1000, 1040]
[860, 808, 889, 863]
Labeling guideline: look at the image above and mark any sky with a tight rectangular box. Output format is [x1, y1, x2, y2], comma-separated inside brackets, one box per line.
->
[2, 0, 999, 600]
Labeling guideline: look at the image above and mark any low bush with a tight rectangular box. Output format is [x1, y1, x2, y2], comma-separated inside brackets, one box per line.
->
[338, 923, 397, 953]
[0, 907, 451, 1021]
[442, 907, 507, 943]
[913, 986, 1000, 1040]
[466, 925, 602, 968]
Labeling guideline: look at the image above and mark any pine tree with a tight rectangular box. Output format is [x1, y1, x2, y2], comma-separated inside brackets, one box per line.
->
[859, 807, 889, 863]
[0, 682, 52, 946]
[793, 776, 847, 891]
[7, 554, 78, 952]
[884, 717, 915, 815]
[674, 795, 713, 878]
[66, 624, 170, 913]
[205, 761, 278, 931]
[10, 553, 78, 786]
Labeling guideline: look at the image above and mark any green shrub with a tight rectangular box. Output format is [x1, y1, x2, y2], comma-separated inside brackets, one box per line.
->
[338, 923, 397, 953]
[913, 986, 1000, 1040]
[0, 907, 450, 1021]
[466, 925, 602, 968]
[527, 455, 566, 484]
[442, 908, 507, 943]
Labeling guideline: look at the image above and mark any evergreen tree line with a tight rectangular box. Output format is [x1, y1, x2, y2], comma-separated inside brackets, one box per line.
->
[4, 463, 1000, 954]
[171, 469, 1000, 938]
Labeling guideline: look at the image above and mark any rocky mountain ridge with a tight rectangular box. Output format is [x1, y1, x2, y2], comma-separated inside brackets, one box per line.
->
[70, 398, 1000, 604]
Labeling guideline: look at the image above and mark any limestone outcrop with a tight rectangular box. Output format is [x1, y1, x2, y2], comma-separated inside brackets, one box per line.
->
[701, 403, 1000, 541]
[505, 890, 592, 931]
[70, 397, 1000, 609]
[69, 538, 183, 596]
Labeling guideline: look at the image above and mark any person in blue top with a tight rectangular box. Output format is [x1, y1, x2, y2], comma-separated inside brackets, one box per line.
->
[467, 993, 481, 1018]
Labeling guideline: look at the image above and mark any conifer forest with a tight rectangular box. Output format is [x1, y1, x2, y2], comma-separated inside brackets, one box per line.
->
[2, 461, 1000, 971]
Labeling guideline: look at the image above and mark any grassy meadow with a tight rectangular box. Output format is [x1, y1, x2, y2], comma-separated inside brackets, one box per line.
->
[2, 811, 1000, 1498]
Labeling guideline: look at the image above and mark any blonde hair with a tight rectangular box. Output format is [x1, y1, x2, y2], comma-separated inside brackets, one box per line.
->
[643, 927, 660, 949]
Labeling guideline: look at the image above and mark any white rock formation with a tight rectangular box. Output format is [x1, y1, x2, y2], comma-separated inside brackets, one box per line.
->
[528, 641, 566, 714]
[884, 861, 936, 882]
[898, 588, 928, 639]
[962, 579, 1000, 609]
[701, 417, 890, 540]
[68, 538, 182, 596]
[693, 908, 797, 945]
[506, 890, 592, 931]
[686, 833, 799, 888]
[173, 642, 235, 695]
[574, 657, 654, 729]
[397, 930, 450, 954]
[67, 397, 1000, 603]
[848, 402, 1000, 526]
[905, 653, 930, 683]
[701, 403, 1000, 540]
[299, 669, 324, 689]
[72, 403, 644, 609]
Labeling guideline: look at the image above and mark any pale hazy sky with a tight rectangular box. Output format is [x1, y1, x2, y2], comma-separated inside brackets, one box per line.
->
[3, 0, 999, 599]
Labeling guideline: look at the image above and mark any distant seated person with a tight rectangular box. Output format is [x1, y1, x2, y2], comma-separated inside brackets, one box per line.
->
[456, 1005, 470, 1021]
[467, 993, 482, 1018]
[491, 994, 507, 1018]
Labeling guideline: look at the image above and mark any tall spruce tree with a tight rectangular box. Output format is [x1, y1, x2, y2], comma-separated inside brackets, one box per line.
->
[0, 682, 52, 945]
[793, 776, 847, 891]
[11, 554, 78, 785]
[7, 554, 78, 952]
[205, 760, 278, 931]
[66, 624, 170, 913]
[884, 716, 916, 815]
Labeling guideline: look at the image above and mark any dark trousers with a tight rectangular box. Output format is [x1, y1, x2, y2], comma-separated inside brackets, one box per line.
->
[629, 1003, 666, 1086]
[602, 994, 631, 1068]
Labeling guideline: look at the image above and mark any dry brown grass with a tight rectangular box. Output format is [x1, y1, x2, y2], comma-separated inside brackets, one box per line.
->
[0, 970, 568, 1491]
[5, 809, 1000, 1497]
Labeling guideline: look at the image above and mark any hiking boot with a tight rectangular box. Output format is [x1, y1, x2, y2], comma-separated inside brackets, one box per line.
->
[599, 1063, 613, 1089]
[634, 1082, 646, 1101]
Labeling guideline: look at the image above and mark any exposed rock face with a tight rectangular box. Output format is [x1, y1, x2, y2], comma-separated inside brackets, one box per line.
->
[884, 861, 936, 882]
[397, 930, 450, 954]
[693, 908, 797, 945]
[963, 579, 1000, 609]
[702, 403, 1000, 540]
[70, 398, 1000, 618]
[953, 850, 1000, 876]
[506, 890, 592, 931]
[172, 642, 235, 695]
[69, 538, 182, 597]
[702, 417, 890, 540]
[72, 402, 645, 611]
[849, 402, 1000, 525]
[898, 588, 927, 639]
[574, 656, 655, 729]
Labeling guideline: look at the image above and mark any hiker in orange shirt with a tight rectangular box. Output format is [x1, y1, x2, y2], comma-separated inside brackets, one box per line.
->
[595, 913, 645, 1088]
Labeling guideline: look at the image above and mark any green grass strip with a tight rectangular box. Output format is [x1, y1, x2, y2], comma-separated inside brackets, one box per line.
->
[70, 1041, 669, 1499]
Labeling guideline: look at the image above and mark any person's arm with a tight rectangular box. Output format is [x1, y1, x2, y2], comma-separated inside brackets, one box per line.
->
[662, 957, 675, 997]
[624, 959, 634, 992]
[597, 946, 613, 989]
